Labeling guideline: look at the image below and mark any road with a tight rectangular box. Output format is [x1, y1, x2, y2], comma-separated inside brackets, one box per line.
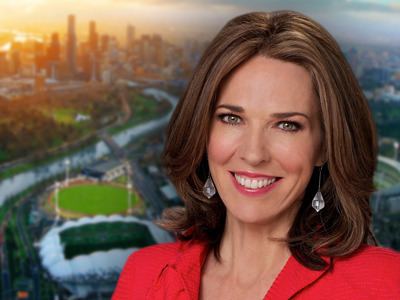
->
[130, 160, 165, 217]
[16, 198, 41, 300]
[97, 87, 179, 217]
[1, 236, 12, 300]
[378, 155, 400, 172]
[97, 131, 165, 217]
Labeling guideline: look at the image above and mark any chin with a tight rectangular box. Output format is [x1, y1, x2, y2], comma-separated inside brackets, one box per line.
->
[223, 196, 300, 230]
[226, 205, 278, 226]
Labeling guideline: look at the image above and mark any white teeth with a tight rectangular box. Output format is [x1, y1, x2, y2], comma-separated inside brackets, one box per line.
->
[245, 178, 251, 187]
[251, 180, 258, 189]
[234, 173, 277, 189]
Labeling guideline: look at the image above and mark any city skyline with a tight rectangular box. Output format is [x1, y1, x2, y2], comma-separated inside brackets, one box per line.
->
[0, 0, 399, 46]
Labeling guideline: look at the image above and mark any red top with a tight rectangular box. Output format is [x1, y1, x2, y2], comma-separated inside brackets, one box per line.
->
[113, 240, 400, 299]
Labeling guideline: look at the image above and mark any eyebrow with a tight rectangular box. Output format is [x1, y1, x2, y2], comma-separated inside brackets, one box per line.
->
[216, 104, 310, 120]
[216, 104, 244, 113]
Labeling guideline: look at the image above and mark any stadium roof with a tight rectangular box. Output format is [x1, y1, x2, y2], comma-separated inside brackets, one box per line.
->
[38, 215, 173, 297]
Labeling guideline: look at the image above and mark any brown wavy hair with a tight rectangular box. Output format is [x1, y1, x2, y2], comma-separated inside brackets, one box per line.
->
[161, 10, 378, 270]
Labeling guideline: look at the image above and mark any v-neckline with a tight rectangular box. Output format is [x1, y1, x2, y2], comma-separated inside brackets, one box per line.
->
[263, 254, 330, 299]
[171, 240, 330, 300]
[262, 253, 294, 299]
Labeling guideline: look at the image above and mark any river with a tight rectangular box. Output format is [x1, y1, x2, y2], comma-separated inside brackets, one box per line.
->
[0, 87, 178, 205]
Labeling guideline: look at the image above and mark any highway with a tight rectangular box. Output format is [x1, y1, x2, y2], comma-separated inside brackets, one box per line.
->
[16, 198, 41, 300]
[1, 237, 12, 300]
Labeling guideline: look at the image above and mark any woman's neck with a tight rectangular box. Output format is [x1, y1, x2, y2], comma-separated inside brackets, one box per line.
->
[200, 214, 293, 299]
[216, 212, 292, 283]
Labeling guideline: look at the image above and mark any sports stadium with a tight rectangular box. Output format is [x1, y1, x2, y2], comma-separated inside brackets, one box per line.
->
[38, 169, 169, 297]
[39, 215, 173, 298]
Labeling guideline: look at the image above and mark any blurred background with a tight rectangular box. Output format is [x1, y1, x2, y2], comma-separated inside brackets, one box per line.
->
[0, 0, 399, 299]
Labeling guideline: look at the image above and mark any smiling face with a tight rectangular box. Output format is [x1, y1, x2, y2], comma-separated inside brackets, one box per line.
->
[207, 55, 324, 232]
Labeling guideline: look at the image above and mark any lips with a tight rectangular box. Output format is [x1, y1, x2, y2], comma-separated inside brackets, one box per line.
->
[234, 173, 277, 189]
[229, 171, 282, 196]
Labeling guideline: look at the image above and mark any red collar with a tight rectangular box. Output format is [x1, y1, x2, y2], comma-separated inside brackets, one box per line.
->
[152, 240, 331, 300]
[168, 240, 208, 299]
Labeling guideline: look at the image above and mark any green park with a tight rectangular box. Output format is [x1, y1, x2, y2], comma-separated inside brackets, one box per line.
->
[51, 183, 140, 216]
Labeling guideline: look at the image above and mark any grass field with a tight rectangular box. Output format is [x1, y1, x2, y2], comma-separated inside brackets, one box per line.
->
[51, 108, 77, 124]
[108, 92, 171, 134]
[60, 221, 156, 258]
[52, 183, 138, 215]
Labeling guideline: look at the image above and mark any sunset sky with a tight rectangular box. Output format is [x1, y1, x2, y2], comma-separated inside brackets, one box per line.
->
[0, 0, 399, 45]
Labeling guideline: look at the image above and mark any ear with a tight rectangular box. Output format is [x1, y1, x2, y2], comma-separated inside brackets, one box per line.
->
[315, 144, 327, 167]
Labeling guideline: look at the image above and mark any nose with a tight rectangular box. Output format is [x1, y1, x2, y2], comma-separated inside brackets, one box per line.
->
[238, 126, 270, 166]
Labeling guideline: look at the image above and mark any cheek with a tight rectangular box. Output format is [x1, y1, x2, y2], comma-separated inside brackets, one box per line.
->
[270, 133, 320, 172]
[207, 125, 241, 165]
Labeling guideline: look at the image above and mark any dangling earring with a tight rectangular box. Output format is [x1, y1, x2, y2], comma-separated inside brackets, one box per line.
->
[312, 165, 325, 212]
[203, 174, 216, 199]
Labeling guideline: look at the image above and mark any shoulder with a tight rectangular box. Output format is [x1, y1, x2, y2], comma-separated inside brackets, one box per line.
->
[122, 241, 183, 277]
[298, 246, 400, 299]
[129, 241, 182, 266]
[326, 245, 400, 297]
[112, 242, 181, 300]
[334, 244, 400, 273]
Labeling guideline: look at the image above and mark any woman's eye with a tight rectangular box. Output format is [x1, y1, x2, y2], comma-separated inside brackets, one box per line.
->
[219, 114, 241, 125]
[277, 121, 300, 132]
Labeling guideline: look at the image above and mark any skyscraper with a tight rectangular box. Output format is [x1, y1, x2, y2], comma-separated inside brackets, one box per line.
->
[89, 20, 98, 53]
[47, 33, 61, 80]
[87, 21, 99, 81]
[126, 25, 135, 52]
[47, 33, 60, 62]
[11, 43, 21, 75]
[152, 34, 164, 68]
[100, 34, 110, 53]
[139, 34, 151, 65]
[0, 52, 8, 76]
[66, 14, 77, 76]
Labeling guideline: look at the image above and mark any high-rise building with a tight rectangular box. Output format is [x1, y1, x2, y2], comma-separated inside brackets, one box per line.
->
[89, 20, 98, 53]
[34, 41, 45, 73]
[11, 43, 22, 75]
[87, 21, 99, 81]
[47, 33, 60, 62]
[90, 53, 97, 82]
[67, 14, 77, 76]
[152, 34, 164, 68]
[100, 34, 110, 53]
[126, 25, 135, 52]
[0, 52, 8, 76]
[46, 33, 61, 80]
[139, 34, 152, 65]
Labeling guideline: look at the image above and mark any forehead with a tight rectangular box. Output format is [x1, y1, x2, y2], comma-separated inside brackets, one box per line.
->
[217, 56, 318, 115]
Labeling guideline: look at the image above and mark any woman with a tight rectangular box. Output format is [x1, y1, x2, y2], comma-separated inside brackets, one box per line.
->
[113, 11, 400, 299]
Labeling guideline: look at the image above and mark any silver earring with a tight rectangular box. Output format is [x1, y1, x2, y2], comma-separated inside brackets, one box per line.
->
[312, 165, 325, 212]
[203, 174, 216, 199]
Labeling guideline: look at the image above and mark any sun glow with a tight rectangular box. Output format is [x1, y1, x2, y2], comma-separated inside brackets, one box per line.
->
[14, 32, 43, 43]
[0, 42, 11, 52]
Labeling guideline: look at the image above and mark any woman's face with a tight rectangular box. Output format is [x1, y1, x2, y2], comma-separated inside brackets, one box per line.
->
[207, 55, 324, 230]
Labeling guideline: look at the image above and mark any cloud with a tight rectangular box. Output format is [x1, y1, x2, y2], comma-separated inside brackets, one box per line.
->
[344, 0, 400, 14]
[0, 0, 398, 45]
[110, 0, 400, 14]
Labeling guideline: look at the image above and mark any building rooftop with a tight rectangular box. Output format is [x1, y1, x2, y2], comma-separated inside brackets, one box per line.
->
[84, 159, 123, 174]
